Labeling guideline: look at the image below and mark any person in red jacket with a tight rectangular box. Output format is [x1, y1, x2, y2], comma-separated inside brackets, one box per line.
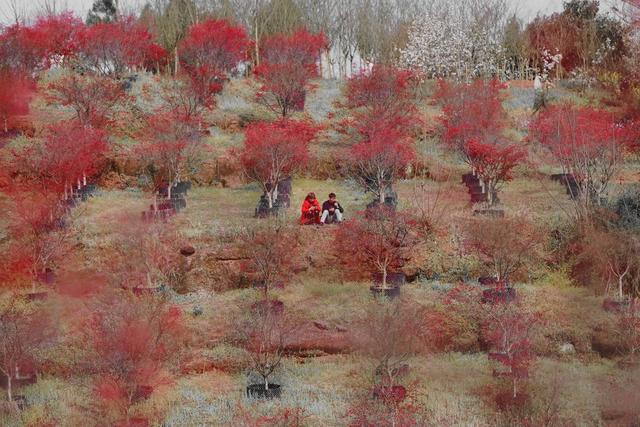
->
[300, 192, 321, 225]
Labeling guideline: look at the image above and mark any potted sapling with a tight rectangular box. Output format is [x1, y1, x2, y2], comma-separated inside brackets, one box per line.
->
[241, 223, 301, 314]
[464, 215, 541, 304]
[336, 206, 417, 298]
[241, 306, 290, 399]
[356, 300, 419, 405]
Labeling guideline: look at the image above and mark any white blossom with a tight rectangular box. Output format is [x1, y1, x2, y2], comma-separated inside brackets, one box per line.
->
[400, 15, 503, 82]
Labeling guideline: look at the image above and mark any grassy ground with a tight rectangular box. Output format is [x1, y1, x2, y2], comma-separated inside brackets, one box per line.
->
[2, 76, 639, 426]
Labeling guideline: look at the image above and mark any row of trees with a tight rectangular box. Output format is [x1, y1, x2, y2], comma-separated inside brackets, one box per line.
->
[13, 0, 634, 80]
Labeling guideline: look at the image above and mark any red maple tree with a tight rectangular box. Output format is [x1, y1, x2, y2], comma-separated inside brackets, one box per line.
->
[349, 122, 415, 204]
[2, 189, 71, 291]
[255, 29, 327, 117]
[0, 295, 53, 404]
[526, 13, 581, 74]
[530, 104, 638, 221]
[240, 223, 301, 303]
[464, 215, 543, 286]
[47, 73, 127, 128]
[465, 139, 527, 207]
[43, 121, 109, 193]
[344, 65, 420, 139]
[31, 12, 85, 68]
[0, 71, 34, 133]
[178, 19, 249, 115]
[335, 206, 417, 288]
[239, 119, 319, 208]
[179, 18, 249, 80]
[137, 111, 204, 196]
[81, 291, 184, 425]
[79, 16, 158, 77]
[8, 120, 109, 194]
[483, 302, 541, 405]
[0, 23, 43, 74]
[435, 79, 507, 158]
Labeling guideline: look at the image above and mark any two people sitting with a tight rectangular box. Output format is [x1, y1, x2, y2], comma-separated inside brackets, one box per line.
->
[300, 192, 344, 225]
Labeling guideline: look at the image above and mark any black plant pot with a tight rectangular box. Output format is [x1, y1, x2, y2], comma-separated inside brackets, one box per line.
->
[26, 292, 48, 301]
[482, 287, 517, 304]
[250, 299, 285, 316]
[373, 385, 407, 403]
[255, 205, 280, 219]
[37, 268, 55, 284]
[462, 173, 479, 185]
[372, 272, 406, 287]
[473, 209, 505, 218]
[246, 383, 281, 399]
[470, 193, 488, 203]
[180, 245, 196, 257]
[370, 285, 401, 299]
[602, 298, 632, 313]
[468, 184, 484, 194]
[478, 276, 499, 286]
[13, 395, 27, 410]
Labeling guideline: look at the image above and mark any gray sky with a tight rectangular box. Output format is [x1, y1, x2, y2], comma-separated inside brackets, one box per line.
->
[0, 0, 622, 25]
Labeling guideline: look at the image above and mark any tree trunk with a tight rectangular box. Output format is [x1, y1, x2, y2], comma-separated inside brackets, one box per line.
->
[512, 376, 517, 399]
[254, 20, 260, 66]
[267, 190, 274, 209]
[174, 46, 179, 76]
[3, 117, 7, 133]
[264, 376, 269, 390]
[382, 266, 387, 289]
[7, 374, 12, 402]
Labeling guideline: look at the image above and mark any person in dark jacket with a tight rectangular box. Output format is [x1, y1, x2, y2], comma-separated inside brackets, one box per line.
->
[320, 192, 344, 224]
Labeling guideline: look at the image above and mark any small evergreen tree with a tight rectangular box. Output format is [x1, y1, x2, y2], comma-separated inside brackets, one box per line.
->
[87, 0, 118, 25]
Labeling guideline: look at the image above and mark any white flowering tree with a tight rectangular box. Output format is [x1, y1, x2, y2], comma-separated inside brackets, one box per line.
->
[400, 15, 503, 82]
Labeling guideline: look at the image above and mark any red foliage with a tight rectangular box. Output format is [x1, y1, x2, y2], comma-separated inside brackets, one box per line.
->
[484, 303, 540, 401]
[0, 23, 43, 73]
[464, 215, 542, 285]
[82, 292, 183, 423]
[349, 122, 415, 203]
[179, 19, 249, 112]
[137, 111, 203, 190]
[31, 12, 85, 67]
[344, 66, 420, 137]
[47, 73, 127, 128]
[8, 120, 108, 194]
[1, 189, 70, 288]
[335, 206, 417, 287]
[0, 297, 53, 402]
[239, 119, 319, 207]
[79, 16, 157, 76]
[255, 29, 327, 117]
[435, 79, 508, 159]
[179, 19, 249, 78]
[465, 140, 527, 206]
[530, 104, 638, 218]
[42, 121, 109, 192]
[531, 104, 637, 160]
[0, 71, 34, 133]
[143, 43, 169, 73]
[347, 389, 420, 427]
[0, 13, 84, 73]
[240, 224, 301, 301]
